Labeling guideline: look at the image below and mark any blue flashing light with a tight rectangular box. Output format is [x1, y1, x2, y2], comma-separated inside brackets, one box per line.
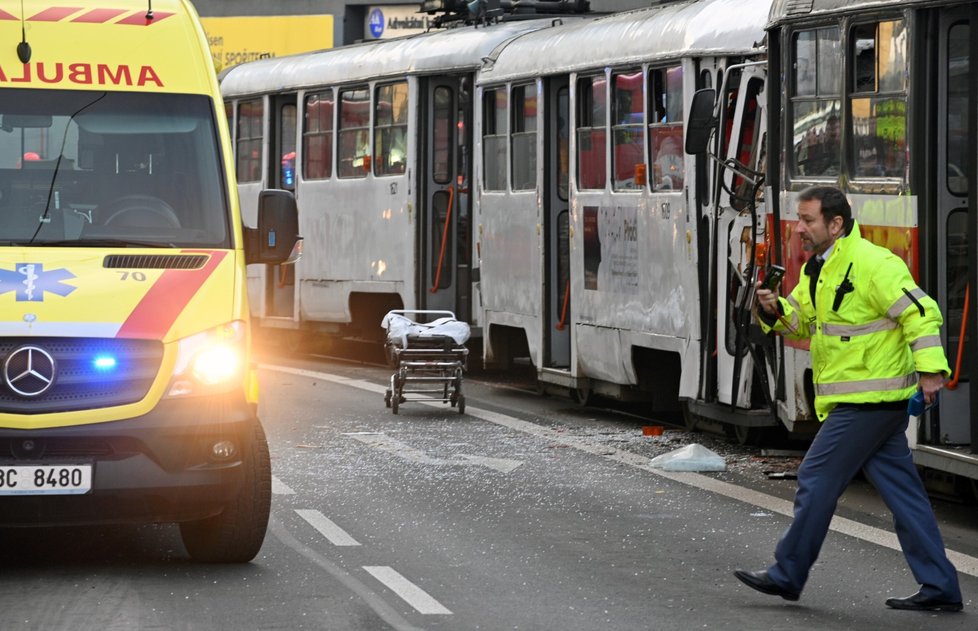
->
[93, 355, 118, 371]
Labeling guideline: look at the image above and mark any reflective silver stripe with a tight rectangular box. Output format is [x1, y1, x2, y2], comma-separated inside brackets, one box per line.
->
[787, 295, 801, 312]
[809, 323, 816, 336]
[910, 335, 943, 352]
[887, 287, 928, 319]
[822, 319, 898, 337]
[816, 373, 917, 396]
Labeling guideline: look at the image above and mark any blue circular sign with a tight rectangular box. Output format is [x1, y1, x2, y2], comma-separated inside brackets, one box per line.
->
[369, 8, 385, 39]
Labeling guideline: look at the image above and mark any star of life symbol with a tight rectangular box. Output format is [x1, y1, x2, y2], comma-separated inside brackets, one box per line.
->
[0, 263, 77, 302]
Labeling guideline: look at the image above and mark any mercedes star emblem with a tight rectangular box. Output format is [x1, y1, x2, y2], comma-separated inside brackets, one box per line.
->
[3, 345, 56, 397]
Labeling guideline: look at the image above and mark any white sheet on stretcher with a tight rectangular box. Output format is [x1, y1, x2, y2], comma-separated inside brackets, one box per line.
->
[382, 313, 471, 348]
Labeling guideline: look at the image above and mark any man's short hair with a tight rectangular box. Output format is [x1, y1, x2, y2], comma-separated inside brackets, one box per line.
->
[798, 185, 853, 234]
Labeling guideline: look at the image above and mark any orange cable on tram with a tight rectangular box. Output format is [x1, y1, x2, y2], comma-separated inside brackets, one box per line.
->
[430, 185, 455, 293]
[948, 283, 969, 390]
[555, 279, 571, 330]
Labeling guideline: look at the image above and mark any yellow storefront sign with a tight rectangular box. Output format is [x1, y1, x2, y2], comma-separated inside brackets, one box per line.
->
[200, 15, 334, 73]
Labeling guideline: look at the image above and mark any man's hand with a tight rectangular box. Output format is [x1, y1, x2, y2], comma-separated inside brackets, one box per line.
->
[754, 281, 779, 315]
[918, 372, 946, 405]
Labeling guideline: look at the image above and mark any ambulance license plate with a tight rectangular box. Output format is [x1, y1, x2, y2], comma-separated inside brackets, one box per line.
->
[0, 465, 92, 495]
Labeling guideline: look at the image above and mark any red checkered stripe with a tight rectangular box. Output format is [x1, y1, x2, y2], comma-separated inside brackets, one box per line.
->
[0, 7, 173, 24]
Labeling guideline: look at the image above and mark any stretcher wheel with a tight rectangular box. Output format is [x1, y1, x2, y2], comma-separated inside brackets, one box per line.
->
[384, 389, 392, 408]
[457, 395, 465, 415]
[392, 395, 399, 414]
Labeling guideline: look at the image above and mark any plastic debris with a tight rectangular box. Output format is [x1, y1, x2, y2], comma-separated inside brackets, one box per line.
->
[648, 443, 727, 472]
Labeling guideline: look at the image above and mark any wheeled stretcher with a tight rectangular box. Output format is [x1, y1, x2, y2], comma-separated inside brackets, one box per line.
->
[381, 310, 470, 415]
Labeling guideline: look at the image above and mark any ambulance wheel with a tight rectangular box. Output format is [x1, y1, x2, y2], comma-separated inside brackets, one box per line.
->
[180, 419, 271, 563]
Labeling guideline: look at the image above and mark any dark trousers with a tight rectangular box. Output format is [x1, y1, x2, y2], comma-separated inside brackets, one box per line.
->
[766, 404, 961, 600]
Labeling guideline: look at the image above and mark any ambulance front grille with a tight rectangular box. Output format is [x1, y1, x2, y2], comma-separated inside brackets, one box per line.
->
[103, 254, 208, 269]
[0, 338, 164, 414]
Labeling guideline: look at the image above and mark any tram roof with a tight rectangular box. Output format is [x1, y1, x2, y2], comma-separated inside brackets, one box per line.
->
[220, 19, 569, 97]
[769, 0, 939, 27]
[476, 0, 772, 85]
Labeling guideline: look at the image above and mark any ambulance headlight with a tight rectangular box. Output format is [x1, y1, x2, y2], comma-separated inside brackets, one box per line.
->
[168, 321, 246, 397]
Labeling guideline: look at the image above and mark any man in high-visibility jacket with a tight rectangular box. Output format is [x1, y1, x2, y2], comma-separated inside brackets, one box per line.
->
[733, 186, 963, 612]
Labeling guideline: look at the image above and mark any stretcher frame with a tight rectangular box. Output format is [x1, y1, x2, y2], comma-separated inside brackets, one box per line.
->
[382, 310, 469, 415]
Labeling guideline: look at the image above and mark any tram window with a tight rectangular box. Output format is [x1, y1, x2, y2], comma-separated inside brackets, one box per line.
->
[374, 82, 408, 176]
[611, 71, 643, 191]
[433, 86, 453, 185]
[576, 75, 607, 190]
[557, 86, 570, 201]
[946, 210, 971, 380]
[303, 90, 334, 180]
[850, 20, 907, 179]
[511, 83, 538, 191]
[235, 98, 263, 183]
[947, 23, 969, 195]
[338, 86, 370, 178]
[648, 66, 684, 191]
[278, 104, 297, 191]
[731, 77, 764, 210]
[790, 27, 841, 178]
[482, 87, 507, 191]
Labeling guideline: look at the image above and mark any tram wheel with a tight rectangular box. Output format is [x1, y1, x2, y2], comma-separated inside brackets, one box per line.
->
[570, 384, 591, 407]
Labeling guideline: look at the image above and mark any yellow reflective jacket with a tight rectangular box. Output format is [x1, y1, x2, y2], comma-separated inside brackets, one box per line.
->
[760, 221, 950, 420]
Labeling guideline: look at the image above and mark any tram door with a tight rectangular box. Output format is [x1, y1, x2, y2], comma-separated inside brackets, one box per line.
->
[422, 77, 472, 321]
[935, 9, 973, 443]
[714, 67, 766, 408]
[544, 78, 571, 367]
[266, 94, 298, 318]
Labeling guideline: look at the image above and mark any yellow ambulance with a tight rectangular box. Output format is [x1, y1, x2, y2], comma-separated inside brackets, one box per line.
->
[0, 1, 299, 562]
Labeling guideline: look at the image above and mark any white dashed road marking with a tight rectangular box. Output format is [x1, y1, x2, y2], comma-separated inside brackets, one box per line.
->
[363, 566, 453, 615]
[295, 509, 362, 547]
[345, 431, 523, 473]
[271, 475, 295, 495]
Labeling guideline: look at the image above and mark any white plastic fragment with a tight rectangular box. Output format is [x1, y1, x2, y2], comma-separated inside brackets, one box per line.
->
[648, 443, 727, 472]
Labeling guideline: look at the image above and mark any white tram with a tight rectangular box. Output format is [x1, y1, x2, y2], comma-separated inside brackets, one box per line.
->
[474, 0, 776, 424]
[220, 4, 590, 346]
[750, 0, 978, 482]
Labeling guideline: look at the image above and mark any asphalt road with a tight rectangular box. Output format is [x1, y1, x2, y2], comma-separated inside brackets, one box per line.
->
[1, 353, 976, 630]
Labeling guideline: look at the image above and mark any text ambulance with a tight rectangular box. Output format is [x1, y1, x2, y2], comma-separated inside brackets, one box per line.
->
[0, 1, 299, 562]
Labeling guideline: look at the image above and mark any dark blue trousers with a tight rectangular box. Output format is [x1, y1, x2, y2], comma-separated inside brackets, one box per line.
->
[766, 404, 961, 600]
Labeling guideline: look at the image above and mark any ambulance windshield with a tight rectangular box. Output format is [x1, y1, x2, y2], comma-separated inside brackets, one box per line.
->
[0, 89, 230, 248]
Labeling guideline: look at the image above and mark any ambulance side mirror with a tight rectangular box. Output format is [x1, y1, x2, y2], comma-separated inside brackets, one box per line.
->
[245, 189, 302, 265]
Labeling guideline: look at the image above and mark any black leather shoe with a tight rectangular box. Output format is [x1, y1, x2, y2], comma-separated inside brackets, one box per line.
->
[733, 569, 800, 601]
[885, 591, 962, 612]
